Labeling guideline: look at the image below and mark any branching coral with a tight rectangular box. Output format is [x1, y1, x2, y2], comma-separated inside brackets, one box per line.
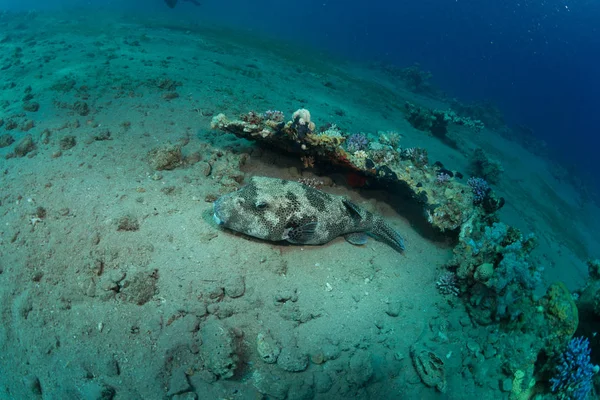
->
[346, 133, 369, 153]
[550, 336, 598, 400]
[467, 177, 490, 204]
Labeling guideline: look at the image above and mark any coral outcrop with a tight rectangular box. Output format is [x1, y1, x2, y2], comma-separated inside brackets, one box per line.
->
[211, 109, 488, 232]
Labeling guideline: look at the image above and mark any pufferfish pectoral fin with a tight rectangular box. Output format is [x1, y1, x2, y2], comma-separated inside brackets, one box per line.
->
[284, 222, 318, 244]
[342, 199, 363, 220]
[345, 232, 369, 246]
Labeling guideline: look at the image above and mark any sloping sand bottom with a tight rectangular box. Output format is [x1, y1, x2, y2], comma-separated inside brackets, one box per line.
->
[0, 10, 597, 399]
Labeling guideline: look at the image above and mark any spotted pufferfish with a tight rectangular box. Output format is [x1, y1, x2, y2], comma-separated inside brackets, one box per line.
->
[213, 176, 405, 252]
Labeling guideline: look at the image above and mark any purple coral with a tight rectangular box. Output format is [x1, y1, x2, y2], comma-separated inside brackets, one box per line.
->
[346, 133, 369, 153]
[436, 172, 451, 185]
[467, 177, 490, 204]
[550, 336, 597, 400]
[263, 110, 285, 122]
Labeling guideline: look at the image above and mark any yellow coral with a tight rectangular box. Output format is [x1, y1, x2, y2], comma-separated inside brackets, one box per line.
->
[510, 369, 536, 400]
[545, 282, 578, 337]
[305, 133, 345, 149]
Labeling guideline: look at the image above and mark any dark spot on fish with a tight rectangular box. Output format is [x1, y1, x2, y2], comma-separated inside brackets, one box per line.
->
[245, 183, 258, 202]
[305, 186, 328, 212]
[284, 191, 297, 203]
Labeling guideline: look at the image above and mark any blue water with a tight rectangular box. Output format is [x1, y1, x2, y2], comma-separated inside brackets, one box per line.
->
[2, 0, 597, 186]
[1, 1, 600, 398]
[128, 0, 599, 189]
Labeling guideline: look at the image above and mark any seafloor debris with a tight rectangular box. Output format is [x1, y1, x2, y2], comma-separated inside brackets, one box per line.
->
[256, 332, 281, 364]
[211, 109, 497, 232]
[147, 143, 183, 170]
[410, 345, 447, 393]
[200, 318, 239, 379]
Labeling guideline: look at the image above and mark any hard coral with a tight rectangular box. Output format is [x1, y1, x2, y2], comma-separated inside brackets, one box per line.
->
[545, 282, 579, 339]
[436, 172, 451, 185]
[263, 109, 285, 122]
[240, 111, 263, 125]
[436, 272, 459, 296]
[550, 337, 597, 400]
[467, 177, 490, 204]
[346, 133, 369, 153]
[291, 108, 315, 138]
[400, 147, 428, 168]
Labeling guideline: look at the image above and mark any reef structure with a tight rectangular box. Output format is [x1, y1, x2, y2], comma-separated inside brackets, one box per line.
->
[211, 108, 495, 232]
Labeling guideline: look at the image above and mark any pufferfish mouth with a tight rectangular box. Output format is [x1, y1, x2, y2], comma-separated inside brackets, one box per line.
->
[213, 201, 224, 225]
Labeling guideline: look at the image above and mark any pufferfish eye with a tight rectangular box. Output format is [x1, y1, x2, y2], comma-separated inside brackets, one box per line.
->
[255, 201, 268, 210]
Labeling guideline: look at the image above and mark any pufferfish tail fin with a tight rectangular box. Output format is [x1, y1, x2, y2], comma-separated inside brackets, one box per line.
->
[371, 216, 405, 253]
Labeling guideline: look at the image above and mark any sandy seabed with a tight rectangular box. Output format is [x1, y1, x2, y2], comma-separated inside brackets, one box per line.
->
[0, 9, 598, 400]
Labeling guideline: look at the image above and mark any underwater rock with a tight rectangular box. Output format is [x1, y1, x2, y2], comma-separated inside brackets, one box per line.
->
[4, 119, 17, 130]
[224, 275, 245, 298]
[73, 100, 90, 116]
[40, 129, 51, 144]
[122, 270, 158, 305]
[314, 371, 333, 393]
[469, 148, 503, 184]
[78, 382, 116, 400]
[167, 366, 192, 396]
[116, 215, 139, 231]
[405, 102, 484, 137]
[20, 120, 35, 132]
[347, 350, 374, 386]
[93, 129, 112, 141]
[22, 101, 39, 112]
[200, 318, 238, 379]
[385, 300, 402, 317]
[277, 345, 308, 372]
[147, 143, 183, 170]
[23, 375, 42, 396]
[14, 134, 35, 157]
[59, 135, 77, 150]
[252, 370, 289, 399]
[0, 133, 14, 148]
[256, 332, 281, 364]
